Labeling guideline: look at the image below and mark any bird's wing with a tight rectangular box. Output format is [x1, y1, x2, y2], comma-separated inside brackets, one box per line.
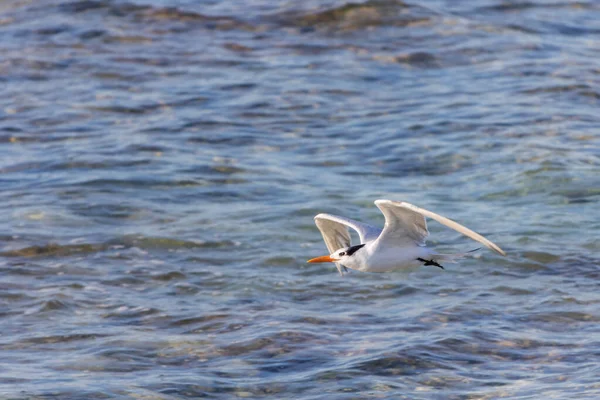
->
[374, 200, 430, 247]
[374, 200, 506, 256]
[314, 213, 381, 275]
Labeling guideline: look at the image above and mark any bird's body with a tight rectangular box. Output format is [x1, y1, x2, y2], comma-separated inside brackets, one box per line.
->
[362, 242, 429, 273]
[308, 200, 506, 275]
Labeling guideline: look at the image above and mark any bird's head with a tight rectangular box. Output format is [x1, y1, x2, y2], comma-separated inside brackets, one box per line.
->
[307, 243, 366, 268]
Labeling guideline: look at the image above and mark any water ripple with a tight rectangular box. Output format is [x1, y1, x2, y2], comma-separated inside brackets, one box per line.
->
[1, 0, 600, 398]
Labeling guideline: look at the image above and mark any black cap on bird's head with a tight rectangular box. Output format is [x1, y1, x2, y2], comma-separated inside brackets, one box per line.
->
[307, 243, 365, 263]
[345, 244, 366, 256]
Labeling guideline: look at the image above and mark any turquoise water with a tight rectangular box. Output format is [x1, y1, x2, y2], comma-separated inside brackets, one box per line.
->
[1, 0, 599, 398]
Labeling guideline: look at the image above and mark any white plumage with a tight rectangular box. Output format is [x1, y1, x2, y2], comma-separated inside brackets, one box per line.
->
[308, 200, 506, 275]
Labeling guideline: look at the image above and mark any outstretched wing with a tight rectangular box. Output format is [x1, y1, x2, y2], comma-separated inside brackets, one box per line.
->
[374, 200, 429, 247]
[374, 200, 506, 256]
[314, 213, 381, 275]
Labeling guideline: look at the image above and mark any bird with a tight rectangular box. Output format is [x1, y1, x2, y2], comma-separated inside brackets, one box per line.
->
[307, 199, 506, 275]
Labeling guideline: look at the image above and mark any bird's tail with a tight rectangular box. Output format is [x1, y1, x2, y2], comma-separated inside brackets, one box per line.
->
[430, 248, 480, 264]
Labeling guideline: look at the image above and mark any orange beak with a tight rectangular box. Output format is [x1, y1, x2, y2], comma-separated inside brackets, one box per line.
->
[307, 255, 337, 263]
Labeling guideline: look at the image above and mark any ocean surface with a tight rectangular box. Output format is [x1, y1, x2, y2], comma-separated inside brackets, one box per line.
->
[1, 0, 599, 398]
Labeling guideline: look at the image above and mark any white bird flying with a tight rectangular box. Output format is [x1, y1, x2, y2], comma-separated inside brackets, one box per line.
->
[308, 200, 506, 275]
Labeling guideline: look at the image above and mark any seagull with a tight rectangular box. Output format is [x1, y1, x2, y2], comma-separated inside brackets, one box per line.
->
[308, 199, 506, 275]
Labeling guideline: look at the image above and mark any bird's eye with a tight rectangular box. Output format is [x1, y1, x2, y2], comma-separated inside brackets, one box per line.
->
[339, 252, 346, 256]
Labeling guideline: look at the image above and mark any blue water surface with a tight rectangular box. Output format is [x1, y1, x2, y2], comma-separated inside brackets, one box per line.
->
[0, 0, 599, 398]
